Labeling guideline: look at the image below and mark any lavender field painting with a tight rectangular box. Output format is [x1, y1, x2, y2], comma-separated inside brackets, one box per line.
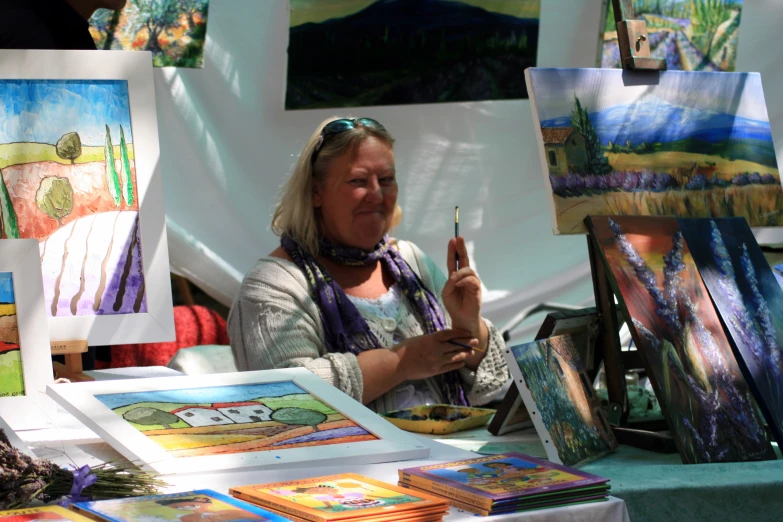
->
[526, 68, 781, 235]
[600, 0, 743, 72]
[679, 217, 783, 447]
[587, 215, 774, 464]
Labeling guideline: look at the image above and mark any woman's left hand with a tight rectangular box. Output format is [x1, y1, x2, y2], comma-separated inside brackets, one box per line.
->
[442, 236, 482, 336]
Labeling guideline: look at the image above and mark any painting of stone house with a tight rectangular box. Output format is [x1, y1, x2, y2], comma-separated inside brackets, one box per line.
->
[217, 402, 272, 423]
[541, 127, 587, 175]
[172, 406, 233, 427]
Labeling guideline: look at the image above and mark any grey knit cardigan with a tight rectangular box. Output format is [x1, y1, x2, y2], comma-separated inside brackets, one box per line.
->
[228, 240, 509, 413]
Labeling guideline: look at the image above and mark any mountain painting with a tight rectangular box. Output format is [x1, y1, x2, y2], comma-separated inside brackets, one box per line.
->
[600, 0, 742, 72]
[89, 0, 210, 68]
[0, 272, 23, 397]
[286, 0, 540, 109]
[678, 217, 783, 449]
[586, 215, 775, 464]
[0, 80, 145, 317]
[507, 334, 617, 467]
[526, 68, 781, 234]
[95, 382, 377, 457]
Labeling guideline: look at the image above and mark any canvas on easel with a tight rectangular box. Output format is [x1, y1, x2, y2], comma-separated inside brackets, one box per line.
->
[678, 217, 783, 448]
[585, 215, 775, 464]
[504, 334, 617, 467]
[489, 308, 599, 436]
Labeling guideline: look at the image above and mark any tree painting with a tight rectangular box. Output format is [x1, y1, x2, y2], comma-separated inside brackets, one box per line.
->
[587, 215, 775, 464]
[96, 382, 377, 458]
[0, 79, 144, 317]
[89, 0, 210, 68]
[679, 217, 783, 448]
[600, 0, 743, 71]
[104, 125, 121, 207]
[570, 95, 612, 176]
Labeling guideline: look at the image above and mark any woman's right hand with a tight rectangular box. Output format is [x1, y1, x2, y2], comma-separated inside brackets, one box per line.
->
[392, 329, 478, 381]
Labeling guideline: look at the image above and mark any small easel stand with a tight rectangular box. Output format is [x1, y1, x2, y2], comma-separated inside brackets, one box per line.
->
[51, 340, 94, 382]
[586, 0, 675, 453]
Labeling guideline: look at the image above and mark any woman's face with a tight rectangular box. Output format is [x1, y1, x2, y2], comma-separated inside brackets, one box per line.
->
[313, 137, 397, 251]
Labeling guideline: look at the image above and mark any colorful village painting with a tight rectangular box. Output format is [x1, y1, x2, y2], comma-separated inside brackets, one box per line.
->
[509, 335, 617, 467]
[95, 382, 378, 457]
[527, 68, 781, 234]
[286, 0, 540, 109]
[0, 272, 23, 397]
[600, 0, 742, 71]
[0, 80, 144, 317]
[90, 0, 210, 68]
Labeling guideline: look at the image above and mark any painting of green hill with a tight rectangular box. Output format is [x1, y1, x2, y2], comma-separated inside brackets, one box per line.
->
[0, 349, 24, 397]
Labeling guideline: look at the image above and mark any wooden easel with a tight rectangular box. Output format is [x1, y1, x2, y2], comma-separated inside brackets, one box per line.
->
[584, 1, 674, 452]
[51, 340, 94, 382]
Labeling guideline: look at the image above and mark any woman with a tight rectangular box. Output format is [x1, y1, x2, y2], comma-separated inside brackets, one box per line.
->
[228, 117, 508, 413]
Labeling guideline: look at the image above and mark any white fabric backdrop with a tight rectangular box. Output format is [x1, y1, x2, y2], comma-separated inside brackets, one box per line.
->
[158, 0, 783, 344]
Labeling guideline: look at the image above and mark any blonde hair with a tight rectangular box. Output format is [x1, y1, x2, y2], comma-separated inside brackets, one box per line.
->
[271, 117, 403, 256]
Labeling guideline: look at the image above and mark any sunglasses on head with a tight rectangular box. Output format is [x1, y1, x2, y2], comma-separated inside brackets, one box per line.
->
[311, 118, 386, 165]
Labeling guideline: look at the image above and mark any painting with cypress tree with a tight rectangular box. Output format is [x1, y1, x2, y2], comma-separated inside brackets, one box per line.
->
[678, 217, 783, 448]
[526, 68, 782, 235]
[0, 80, 145, 317]
[586, 215, 775, 464]
[286, 0, 540, 109]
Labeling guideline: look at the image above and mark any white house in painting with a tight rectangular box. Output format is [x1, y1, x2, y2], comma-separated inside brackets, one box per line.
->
[218, 403, 272, 423]
[171, 401, 272, 427]
[173, 407, 233, 427]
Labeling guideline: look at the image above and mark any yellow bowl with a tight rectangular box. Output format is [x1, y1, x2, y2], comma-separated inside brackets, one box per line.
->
[381, 404, 496, 435]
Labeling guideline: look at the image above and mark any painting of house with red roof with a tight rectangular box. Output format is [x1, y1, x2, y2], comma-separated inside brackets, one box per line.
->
[95, 382, 377, 457]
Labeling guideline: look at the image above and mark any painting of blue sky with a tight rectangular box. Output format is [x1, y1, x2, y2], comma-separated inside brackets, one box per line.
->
[526, 68, 781, 234]
[0, 80, 132, 146]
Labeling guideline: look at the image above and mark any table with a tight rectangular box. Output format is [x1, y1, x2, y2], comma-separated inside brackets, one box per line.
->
[1, 368, 628, 522]
[424, 425, 783, 522]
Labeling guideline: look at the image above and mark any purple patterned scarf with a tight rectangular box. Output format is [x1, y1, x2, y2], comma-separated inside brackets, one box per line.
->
[281, 234, 468, 406]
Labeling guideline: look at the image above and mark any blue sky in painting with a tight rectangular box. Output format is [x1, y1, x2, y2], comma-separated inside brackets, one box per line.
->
[0, 273, 14, 304]
[0, 80, 133, 147]
[95, 382, 308, 409]
[529, 69, 770, 123]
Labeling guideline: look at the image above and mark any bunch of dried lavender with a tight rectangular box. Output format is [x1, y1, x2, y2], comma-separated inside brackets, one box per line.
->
[0, 429, 165, 509]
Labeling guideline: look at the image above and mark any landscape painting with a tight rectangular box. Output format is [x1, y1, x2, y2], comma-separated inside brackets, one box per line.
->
[95, 382, 378, 457]
[508, 335, 617, 467]
[527, 68, 781, 234]
[286, 0, 540, 109]
[0, 80, 145, 317]
[600, 0, 742, 71]
[0, 272, 23, 397]
[90, 0, 210, 68]
[586, 215, 775, 464]
[678, 217, 783, 447]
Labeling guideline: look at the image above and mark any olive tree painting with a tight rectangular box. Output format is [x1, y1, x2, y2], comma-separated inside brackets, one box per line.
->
[526, 68, 781, 234]
[0, 80, 145, 317]
[600, 0, 743, 72]
[89, 0, 210, 68]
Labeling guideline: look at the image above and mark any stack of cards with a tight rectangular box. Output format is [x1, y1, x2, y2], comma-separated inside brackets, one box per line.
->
[71, 489, 291, 522]
[398, 452, 610, 516]
[231, 473, 450, 522]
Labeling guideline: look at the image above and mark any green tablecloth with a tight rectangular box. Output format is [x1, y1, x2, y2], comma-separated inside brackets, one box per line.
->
[424, 428, 783, 521]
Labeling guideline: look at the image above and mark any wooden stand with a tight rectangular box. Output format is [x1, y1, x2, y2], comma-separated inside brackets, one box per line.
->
[610, 0, 667, 71]
[50, 340, 94, 382]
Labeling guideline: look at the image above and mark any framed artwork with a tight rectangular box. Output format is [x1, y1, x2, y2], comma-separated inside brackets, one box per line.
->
[285, 0, 540, 109]
[0, 239, 53, 398]
[488, 308, 599, 436]
[679, 217, 783, 448]
[598, 0, 743, 71]
[504, 334, 617, 467]
[46, 367, 430, 475]
[525, 68, 781, 235]
[0, 50, 173, 345]
[586, 215, 775, 464]
[89, 0, 210, 68]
